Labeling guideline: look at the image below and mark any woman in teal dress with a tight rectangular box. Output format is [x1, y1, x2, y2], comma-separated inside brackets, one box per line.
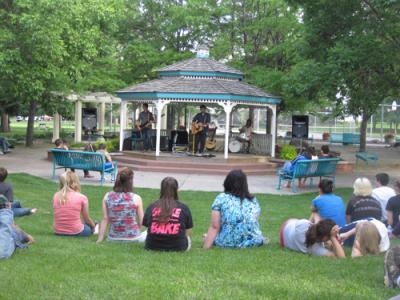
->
[203, 170, 266, 249]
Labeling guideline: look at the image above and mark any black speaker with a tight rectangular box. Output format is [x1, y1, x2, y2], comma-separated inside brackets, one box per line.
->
[169, 130, 189, 151]
[151, 136, 169, 151]
[292, 115, 309, 139]
[82, 108, 97, 132]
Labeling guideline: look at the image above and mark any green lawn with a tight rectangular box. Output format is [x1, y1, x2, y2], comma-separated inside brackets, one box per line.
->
[0, 174, 398, 299]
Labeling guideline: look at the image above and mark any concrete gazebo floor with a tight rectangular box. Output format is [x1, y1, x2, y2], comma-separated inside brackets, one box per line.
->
[1, 141, 399, 195]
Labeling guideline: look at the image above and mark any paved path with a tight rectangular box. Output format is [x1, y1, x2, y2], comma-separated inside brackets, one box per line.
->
[1, 142, 399, 194]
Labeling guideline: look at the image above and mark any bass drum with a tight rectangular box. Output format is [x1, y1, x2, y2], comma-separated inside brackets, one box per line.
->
[228, 140, 241, 153]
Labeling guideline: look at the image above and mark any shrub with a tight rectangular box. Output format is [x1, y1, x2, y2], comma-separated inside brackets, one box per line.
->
[280, 144, 297, 160]
[95, 138, 119, 152]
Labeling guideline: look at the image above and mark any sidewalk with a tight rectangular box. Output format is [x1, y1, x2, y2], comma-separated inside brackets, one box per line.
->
[1, 142, 399, 194]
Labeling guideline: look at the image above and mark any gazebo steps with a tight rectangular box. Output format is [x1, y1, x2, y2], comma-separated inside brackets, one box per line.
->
[114, 153, 279, 175]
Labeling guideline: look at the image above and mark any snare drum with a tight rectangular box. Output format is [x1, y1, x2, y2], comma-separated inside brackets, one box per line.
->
[229, 140, 241, 153]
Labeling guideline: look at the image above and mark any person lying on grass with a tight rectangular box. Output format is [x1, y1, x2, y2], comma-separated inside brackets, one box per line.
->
[142, 177, 193, 251]
[97, 168, 146, 243]
[0, 195, 34, 260]
[339, 218, 390, 257]
[0, 167, 37, 218]
[53, 171, 97, 237]
[280, 218, 345, 258]
[203, 169, 266, 249]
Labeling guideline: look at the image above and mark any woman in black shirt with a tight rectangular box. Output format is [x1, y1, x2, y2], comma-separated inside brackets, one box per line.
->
[143, 177, 193, 251]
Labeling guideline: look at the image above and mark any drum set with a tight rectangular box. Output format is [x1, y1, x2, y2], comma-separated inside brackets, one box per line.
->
[228, 133, 248, 153]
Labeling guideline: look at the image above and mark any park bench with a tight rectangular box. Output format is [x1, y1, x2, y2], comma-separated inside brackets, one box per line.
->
[277, 158, 341, 193]
[50, 149, 118, 185]
[330, 133, 360, 145]
[355, 152, 379, 166]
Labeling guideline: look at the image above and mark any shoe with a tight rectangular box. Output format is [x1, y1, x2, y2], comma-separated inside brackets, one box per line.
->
[84, 174, 94, 178]
[384, 246, 400, 288]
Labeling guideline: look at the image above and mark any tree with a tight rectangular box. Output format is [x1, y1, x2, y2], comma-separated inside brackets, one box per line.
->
[0, 0, 123, 146]
[289, 0, 400, 151]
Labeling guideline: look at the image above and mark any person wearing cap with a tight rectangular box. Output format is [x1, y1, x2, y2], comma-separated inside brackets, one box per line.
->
[0, 195, 34, 259]
[192, 105, 211, 154]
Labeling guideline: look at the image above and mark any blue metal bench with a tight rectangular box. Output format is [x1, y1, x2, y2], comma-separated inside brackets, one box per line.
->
[277, 158, 341, 193]
[330, 133, 360, 145]
[355, 152, 379, 166]
[50, 149, 118, 185]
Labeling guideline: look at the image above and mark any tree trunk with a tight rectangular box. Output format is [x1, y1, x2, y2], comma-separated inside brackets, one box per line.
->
[0, 112, 10, 132]
[359, 113, 369, 152]
[25, 101, 37, 147]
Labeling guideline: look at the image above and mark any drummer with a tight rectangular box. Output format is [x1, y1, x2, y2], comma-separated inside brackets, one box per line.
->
[237, 119, 253, 153]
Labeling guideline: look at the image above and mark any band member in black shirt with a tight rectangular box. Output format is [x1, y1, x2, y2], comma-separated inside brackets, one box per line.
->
[138, 103, 155, 151]
[192, 104, 210, 154]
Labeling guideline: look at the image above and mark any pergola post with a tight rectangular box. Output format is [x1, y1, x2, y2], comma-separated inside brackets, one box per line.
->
[271, 105, 277, 158]
[154, 100, 170, 156]
[52, 112, 60, 142]
[119, 101, 127, 151]
[74, 100, 82, 143]
[98, 101, 106, 135]
[220, 101, 235, 159]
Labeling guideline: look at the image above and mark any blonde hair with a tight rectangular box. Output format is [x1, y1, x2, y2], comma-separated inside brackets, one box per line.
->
[353, 177, 372, 197]
[355, 222, 381, 256]
[58, 171, 81, 205]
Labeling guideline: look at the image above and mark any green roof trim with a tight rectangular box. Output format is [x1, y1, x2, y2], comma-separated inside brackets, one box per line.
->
[159, 71, 243, 80]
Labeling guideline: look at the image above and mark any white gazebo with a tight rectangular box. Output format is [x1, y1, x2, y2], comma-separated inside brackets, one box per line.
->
[116, 48, 280, 158]
[52, 92, 121, 143]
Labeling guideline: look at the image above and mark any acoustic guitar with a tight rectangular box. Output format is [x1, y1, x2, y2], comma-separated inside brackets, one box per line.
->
[206, 128, 217, 150]
[191, 121, 205, 135]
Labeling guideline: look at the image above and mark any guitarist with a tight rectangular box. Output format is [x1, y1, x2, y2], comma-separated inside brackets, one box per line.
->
[138, 103, 155, 151]
[192, 104, 210, 154]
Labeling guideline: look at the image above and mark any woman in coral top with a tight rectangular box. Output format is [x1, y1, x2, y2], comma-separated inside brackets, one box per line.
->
[97, 168, 146, 243]
[53, 171, 97, 236]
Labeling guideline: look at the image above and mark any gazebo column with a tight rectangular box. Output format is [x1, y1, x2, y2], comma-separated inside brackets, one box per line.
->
[154, 100, 170, 156]
[220, 101, 235, 159]
[74, 100, 82, 143]
[52, 112, 60, 142]
[119, 101, 128, 151]
[271, 105, 277, 158]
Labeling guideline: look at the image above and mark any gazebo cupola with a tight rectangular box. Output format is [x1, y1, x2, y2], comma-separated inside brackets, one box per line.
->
[117, 47, 280, 158]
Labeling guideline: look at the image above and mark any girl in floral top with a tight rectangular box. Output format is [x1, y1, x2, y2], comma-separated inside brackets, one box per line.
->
[203, 169, 266, 249]
[96, 168, 147, 243]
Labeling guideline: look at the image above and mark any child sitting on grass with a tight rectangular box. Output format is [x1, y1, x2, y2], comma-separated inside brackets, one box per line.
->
[0, 167, 37, 218]
[0, 195, 34, 259]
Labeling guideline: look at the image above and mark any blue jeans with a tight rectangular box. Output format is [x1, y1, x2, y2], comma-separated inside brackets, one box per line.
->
[142, 128, 152, 150]
[56, 224, 93, 237]
[12, 201, 32, 218]
[339, 218, 374, 247]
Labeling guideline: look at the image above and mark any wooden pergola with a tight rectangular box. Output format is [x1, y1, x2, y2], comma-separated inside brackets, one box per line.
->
[52, 92, 121, 143]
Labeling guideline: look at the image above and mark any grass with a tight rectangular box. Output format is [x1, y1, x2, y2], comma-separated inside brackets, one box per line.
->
[0, 174, 398, 299]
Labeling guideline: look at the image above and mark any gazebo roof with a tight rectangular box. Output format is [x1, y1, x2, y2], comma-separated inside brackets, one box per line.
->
[158, 57, 243, 77]
[117, 54, 280, 105]
[118, 77, 279, 104]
